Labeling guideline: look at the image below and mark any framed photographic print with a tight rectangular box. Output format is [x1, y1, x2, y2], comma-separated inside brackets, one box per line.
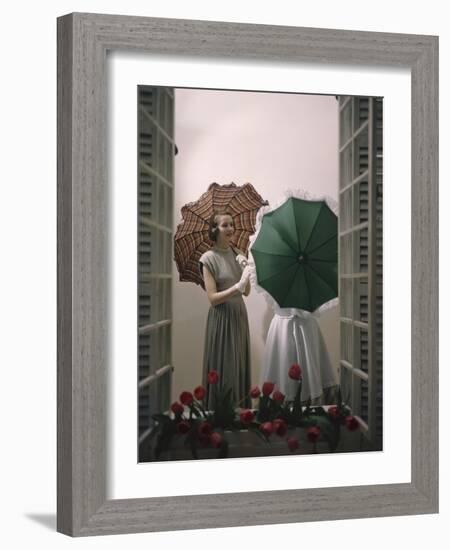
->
[135, 86, 381, 464]
[57, 12, 438, 536]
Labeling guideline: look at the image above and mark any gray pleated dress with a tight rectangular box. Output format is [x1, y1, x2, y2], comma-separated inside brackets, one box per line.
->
[199, 246, 251, 410]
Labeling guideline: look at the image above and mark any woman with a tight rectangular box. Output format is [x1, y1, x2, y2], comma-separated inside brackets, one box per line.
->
[199, 211, 252, 410]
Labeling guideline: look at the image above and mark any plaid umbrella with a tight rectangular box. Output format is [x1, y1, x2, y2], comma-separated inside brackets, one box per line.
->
[174, 182, 267, 287]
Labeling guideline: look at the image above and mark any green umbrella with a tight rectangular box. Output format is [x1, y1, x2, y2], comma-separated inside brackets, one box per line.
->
[250, 196, 338, 312]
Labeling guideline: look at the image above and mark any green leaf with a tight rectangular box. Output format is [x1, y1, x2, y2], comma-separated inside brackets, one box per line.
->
[337, 387, 343, 408]
[303, 397, 312, 416]
[301, 417, 316, 429]
[152, 413, 172, 424]
[292, 382, 303, 420]
[248, 424, 270, 444]
[318, 421, 340, 452]
[257, 396, 271, 423]
[196, 401, 208, 419]
[223, 386, 233, 402]
[190, 404, 203, 418]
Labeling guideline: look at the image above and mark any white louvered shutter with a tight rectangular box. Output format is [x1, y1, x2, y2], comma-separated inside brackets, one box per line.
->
[138, 86, 175, 456]
[338, 96, 383, 450]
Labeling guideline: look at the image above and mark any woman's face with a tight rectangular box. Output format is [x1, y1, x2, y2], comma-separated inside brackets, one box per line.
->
[216, 215, 234, 243]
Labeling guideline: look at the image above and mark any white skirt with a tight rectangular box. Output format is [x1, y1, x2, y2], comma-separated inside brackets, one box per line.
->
[260, 308, 338, 402]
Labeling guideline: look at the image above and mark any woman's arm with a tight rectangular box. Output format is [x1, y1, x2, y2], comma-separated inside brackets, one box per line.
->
[203, 265, 242, 306]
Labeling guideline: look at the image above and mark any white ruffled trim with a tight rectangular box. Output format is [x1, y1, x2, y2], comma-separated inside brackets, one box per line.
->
[247, 188, 339, 315]
[312, 297, 339, 316]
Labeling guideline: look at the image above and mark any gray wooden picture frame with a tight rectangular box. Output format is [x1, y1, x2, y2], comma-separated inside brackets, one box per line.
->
[57, 12, 438, 537]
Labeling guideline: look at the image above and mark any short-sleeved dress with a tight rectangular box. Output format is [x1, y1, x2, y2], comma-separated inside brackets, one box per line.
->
[199, 245, 251, 410]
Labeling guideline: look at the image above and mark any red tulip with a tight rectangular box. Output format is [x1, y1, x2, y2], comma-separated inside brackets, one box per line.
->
[207, 370, 219, 384]
[210, 432, 223, 448]
[198, 421, 213, 437]
[262, 381, 275, 397]
[345, 415, 360, 431]
[179, 391, 194, 406]
[194, 385, 206, 400]
[240, 409, 255, 425]
[287, 436, 299, 452]
[177, 420, 190, 434]
[288, 363, 302, 380]
[273, 418, 287, 436]
[306, 426, 321, 443]
[327, 405, 340, 420]
[250, 385, 261, 399]
[272, 390, 285, 403]
[260, 422, 273, 436]
[170, 401, 184, 415]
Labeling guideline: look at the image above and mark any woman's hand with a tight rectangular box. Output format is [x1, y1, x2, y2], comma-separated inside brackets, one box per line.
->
[234, 265, 252, 294]
[203, 264, 252, 305]
[235, 254, 248, 269]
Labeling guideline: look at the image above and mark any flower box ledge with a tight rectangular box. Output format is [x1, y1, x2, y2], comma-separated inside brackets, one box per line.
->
[141, 365, 372, 462]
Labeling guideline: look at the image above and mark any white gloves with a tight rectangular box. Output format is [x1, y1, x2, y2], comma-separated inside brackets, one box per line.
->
[234, 265, 253, 294]
[235, 254, 249, 269]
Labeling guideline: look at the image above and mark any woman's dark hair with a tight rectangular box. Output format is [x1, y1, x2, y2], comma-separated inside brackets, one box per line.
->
[208, 211, 234, 242]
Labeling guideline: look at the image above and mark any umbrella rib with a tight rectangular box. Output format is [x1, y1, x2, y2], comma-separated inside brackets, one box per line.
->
[257, 260, 307, 307]
[305, 263, 337, 295]
[181, 203, 260, 226]
[256, 259, 299, 285]
[252, 249, 297, 260]
[303, 266, 314, 311]
[280, 263, 302, 307]
[224, 191, 239, 215]
[210, 182, 240, 212]
[302, 202, 325, 253]
[252, 234, 297, 257]
[177, 238, 212, 268]
[225, 184, 266, 211]
[175, 229, 209, 239]
[176, 228, 252, 240]
[290, 198, 301, 251]
[181, 205, 213, 224]
[209, 183, 262, 214]
[179, 231, 253, 268]
[267, 228, 298, 256]
[180, 183, 265, 226]
[307, 234, 337, 256]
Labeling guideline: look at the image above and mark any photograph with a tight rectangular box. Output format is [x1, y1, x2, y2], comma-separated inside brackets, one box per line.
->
[137, 86, 384, 462]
